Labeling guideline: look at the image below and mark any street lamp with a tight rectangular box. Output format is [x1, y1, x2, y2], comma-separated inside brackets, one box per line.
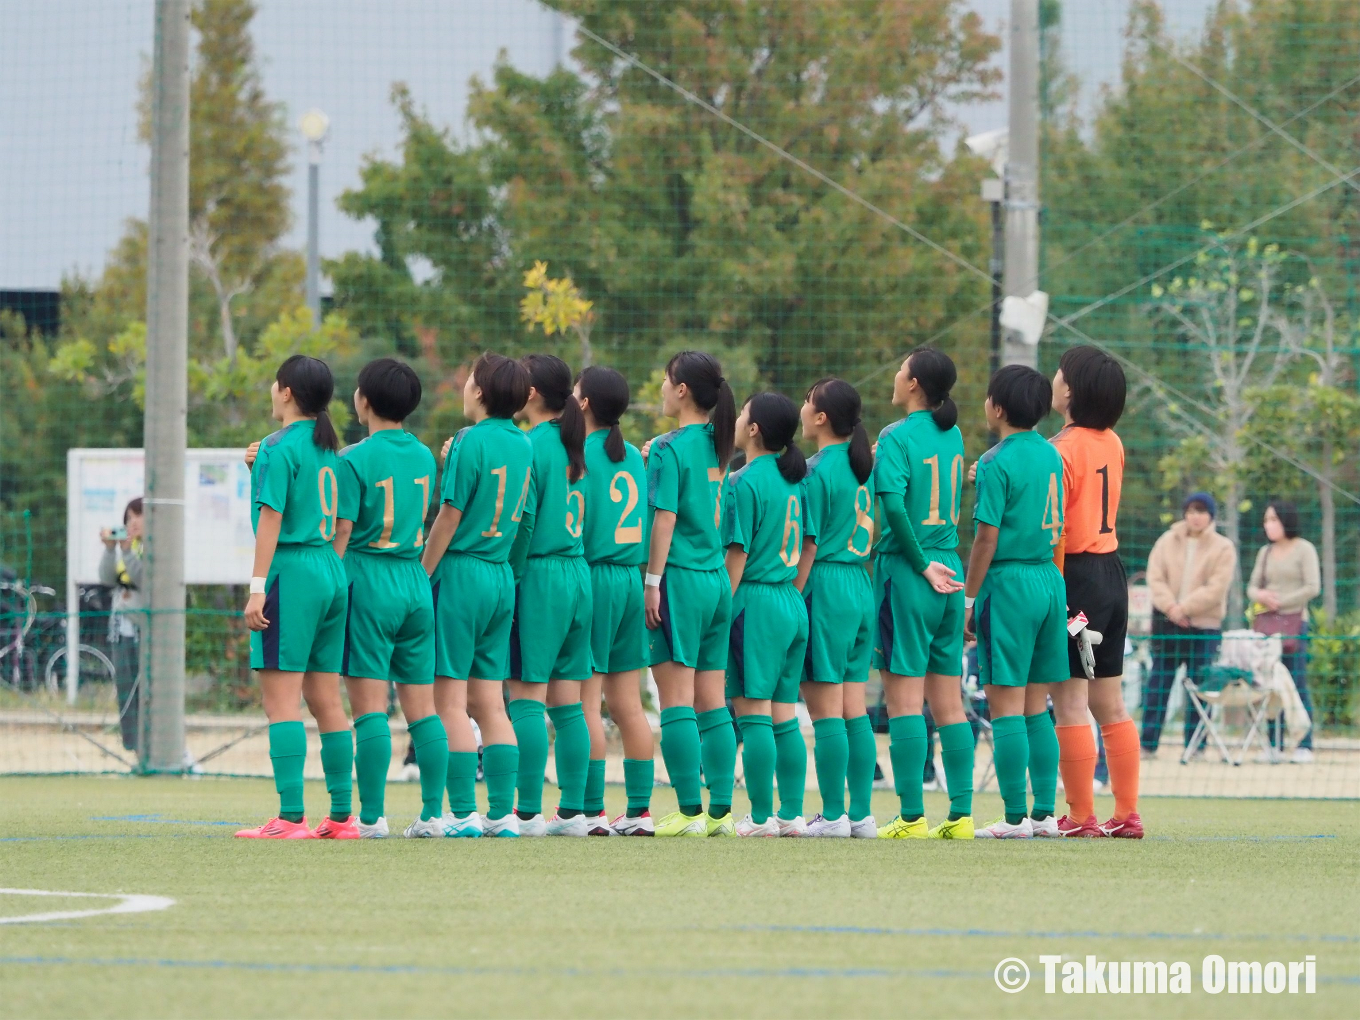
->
[966, 129, 1008, 378]
[300, 108, 330, 330]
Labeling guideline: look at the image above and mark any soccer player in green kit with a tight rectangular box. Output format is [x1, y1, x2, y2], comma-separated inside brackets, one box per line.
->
[332, 359, 448, 839]
[574, 366, 655, 835]
[963, 364, 1068, 839]
[872, 348, 974, 840]
[644, 351, 738, 838]
[796, 378, 879, 839]
[506, 355, 594, 838]
[237, 355, 352, 839]
[724, 393, 812, 837]
[422, 354, 534, 837]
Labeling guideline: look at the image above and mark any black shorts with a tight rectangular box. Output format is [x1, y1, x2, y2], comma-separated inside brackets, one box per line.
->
[1063, 551, 1128, 679]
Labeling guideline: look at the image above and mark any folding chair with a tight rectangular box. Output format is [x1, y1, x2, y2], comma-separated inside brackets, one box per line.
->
[1181, 663, 1280, 766]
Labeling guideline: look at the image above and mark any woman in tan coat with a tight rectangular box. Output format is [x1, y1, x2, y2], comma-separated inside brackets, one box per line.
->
[1139, 493, 1237, 756]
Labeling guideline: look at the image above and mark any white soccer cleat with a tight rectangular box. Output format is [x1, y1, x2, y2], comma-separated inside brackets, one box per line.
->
[610, 811, 655, 836]
[516, 813, 547, 837]
[545, 812, 589, 837]
[482, 814, 520, 837]
[403, 816, 445, 839]
[586, 812, 619, 836]
[442, 812, 484, 838]
[776, 815, 808, 837]
[356, 817, 389, 839]
[974, 816, 1034, 839]
[1030, 816, 1061, 838]
[805, 813, 852, 838]
[849, 815, 879, 839]
[735, 814, 781, 837]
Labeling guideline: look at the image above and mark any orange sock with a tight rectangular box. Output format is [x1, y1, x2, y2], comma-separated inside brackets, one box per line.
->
[1102, 719, 1141, 821]
[1056, 724, 1097, 822]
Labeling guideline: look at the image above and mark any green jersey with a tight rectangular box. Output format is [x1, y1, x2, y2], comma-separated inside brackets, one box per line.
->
[252, 420, 340, 547]
[439, 417, 533, 563]
[581, 429, 648, 566]
[873, 412, 965, 555]
[720, 455, 812, 585]
[648, 423, 726, 571]
[526, 420, 585, 558]
[805, 442, 873, 566]
[974, 429, 1064, 565]
[337, 429, 437, 559]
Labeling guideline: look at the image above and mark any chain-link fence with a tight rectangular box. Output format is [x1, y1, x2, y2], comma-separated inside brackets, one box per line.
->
[2, 0, 1356, 794]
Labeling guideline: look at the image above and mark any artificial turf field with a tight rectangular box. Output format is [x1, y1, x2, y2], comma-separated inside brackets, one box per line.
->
[0, 777, 1355, 1019]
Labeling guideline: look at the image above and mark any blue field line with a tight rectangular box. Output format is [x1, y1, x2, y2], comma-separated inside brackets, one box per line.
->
[0, 954, 985, 982]
[728, 924, 1360, 945]
[89, 814, 243, 827]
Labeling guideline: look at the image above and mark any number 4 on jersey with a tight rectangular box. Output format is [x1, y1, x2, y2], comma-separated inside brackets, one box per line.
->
[1042, 472, 1063, 547]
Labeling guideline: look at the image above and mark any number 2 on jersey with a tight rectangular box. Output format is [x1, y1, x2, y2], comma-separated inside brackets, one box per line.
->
[1042, 472, 1063, 546]
[610, 470, 643, 544]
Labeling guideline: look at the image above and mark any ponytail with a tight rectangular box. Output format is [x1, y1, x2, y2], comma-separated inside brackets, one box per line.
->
[666, 350, 735, 470]
[275, 353, 339, 452]
[523, 354, 585, 482]
[807, 377, 872, 484]
[745, 392, 807, 483]
[906, 347, 959, 432]
[576, 365, 631, 463]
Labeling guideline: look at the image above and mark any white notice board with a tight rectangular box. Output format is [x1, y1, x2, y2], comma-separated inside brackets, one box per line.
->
[66, 448, 255, 585]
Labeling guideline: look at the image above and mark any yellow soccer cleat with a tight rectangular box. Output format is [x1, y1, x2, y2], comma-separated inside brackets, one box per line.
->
[927, 816, 975, 840]
[706, 813, 736, 837]
[654, 810, 708, 837]
[877, 815, 929, 839]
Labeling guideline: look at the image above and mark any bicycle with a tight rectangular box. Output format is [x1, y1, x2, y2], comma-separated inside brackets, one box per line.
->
[44, 642, 117, 694]
[0, 574, 55, 691]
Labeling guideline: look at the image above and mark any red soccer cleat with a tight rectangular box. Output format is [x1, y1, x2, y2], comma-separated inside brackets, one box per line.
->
[313, 816, 362, 839]
[1057, 814, 1106, 838]
[1100, 812, 1144, 839]
[235, 817, 316, 839]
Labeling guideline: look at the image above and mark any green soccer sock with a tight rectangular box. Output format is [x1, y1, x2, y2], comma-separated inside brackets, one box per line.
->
[774, 717, 806, 821]
[659, 706, 702, 815]
[737, 715, 776, 824]
[812, 717, 849, 822]
[319, 728, 355, 823]
[585, 758, 606, 816]
[481, 743, 519, 821]
[407, 714, 449, 821]
[509, 699, 548, 817]
[353, 712, 391, 825]
[623, 757, 654, 816]
[697, 706, 736, 817]
[888, 714, 927, 821]
[268, 721, 307, 823]
[845, 713, 876, 822]
[1026, 710, 1059, 821]
[547, 702, 589, 816]
[991, 714, 1030, 824]
[444, 749, 478, 818]
[938, 721, 975, 820]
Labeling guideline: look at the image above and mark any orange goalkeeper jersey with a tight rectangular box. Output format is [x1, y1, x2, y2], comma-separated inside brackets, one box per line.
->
[1050, 425, 1123, 555]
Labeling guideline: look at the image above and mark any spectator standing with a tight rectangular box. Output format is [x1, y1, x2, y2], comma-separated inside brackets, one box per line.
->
[1139, 493, 1236, 757]
[1247, 500, 1320, 762]
[98, 496, 144, 752]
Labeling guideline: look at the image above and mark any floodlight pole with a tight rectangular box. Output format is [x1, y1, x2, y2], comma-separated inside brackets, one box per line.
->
[305, 137, 323, 329]
[141, 0, 190, 771]
[1004, 0, 1041, 368]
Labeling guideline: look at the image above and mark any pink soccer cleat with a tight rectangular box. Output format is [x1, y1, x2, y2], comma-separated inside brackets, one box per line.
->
[1100, 812, 1145, 839]
[235, 817, 316, 839]
[313, 816, 362, 839]
[1057, 814, 1106, 838]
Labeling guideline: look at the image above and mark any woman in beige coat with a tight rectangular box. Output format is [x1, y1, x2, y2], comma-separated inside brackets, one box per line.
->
[1139, 493, 1236, 756]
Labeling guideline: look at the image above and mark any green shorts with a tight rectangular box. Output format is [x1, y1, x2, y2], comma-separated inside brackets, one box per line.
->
[976, 560, 1068, 688]
[341, 553, 434, 685]
[431, 554, 515, 682]
[803, 561, 873, 685]
[590, 561, 647, 674]
[512, 555, 593, 683]
[726, 581, 808, 704]
[872, 550, 965, 678]
[250, 544, 348, 673]
[649, 565, 731, 672]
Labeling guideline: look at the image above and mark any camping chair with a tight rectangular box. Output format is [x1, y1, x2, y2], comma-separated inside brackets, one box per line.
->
[1181, 632, 1284, 766]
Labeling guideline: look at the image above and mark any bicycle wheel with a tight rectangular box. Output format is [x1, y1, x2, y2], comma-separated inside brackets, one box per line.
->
[44, 644, 116, 693]
[0, 645, 38, 690]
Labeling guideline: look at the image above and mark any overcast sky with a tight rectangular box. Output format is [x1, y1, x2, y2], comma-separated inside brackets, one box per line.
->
[0, 0, 1215, 291]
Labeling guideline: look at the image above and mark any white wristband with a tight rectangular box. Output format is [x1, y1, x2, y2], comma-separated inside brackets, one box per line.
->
[964, 595, 975, 610]
[250, 576, 267, 595]
[645, 572, 663, 588]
